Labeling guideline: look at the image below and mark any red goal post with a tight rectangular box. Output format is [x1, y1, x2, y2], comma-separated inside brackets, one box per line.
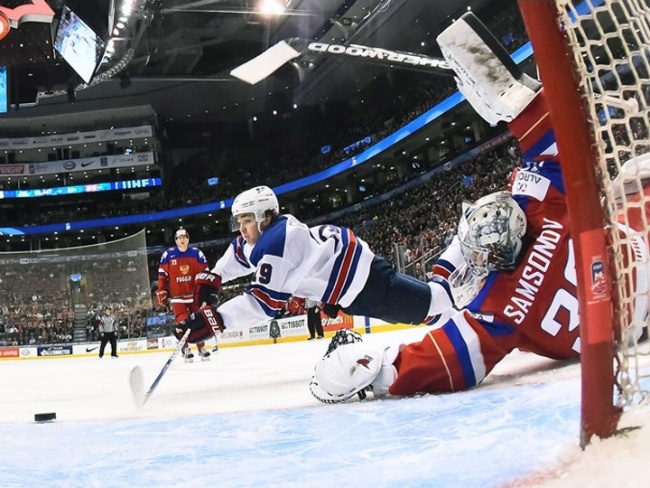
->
[517, 0, 650, 446]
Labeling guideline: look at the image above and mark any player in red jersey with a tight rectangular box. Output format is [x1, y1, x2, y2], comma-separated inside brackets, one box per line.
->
[157, 228, 213, 362]
[309, 13, 649, 403]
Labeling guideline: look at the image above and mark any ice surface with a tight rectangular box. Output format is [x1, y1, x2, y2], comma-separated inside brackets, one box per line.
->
[1, 327, 649, 487]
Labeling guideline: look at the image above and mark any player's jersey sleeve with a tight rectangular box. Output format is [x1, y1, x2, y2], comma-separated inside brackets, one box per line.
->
[212, 236, 255, 282]
[432, 236, 464, 280]
[157, 249, 171, 291]
[197, 249, 208, 267]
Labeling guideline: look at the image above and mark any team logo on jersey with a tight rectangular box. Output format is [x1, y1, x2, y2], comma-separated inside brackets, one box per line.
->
[171, 259, 177, 265]
[0, 1, 55, 42]
[179, 264, 190, 275]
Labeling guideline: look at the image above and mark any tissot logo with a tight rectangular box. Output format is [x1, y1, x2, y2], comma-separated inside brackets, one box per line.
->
[0, 1, 55, 42]
[86, 346, 99, 353]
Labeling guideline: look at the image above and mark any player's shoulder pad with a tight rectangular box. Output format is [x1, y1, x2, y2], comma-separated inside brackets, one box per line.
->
[250, 215, 289, 265]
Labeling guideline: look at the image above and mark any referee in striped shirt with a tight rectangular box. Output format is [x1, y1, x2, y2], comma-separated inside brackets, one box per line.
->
[305, 298, 324, 340]
[98, 307, 119, 358]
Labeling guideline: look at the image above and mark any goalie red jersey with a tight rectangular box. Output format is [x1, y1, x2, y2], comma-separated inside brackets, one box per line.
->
[158, 247, 209, 303]
[310, 13, 650, 405]
[391, 93, 582, 396]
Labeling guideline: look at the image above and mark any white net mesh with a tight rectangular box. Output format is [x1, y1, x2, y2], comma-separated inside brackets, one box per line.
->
[0, 229, 152, 345]
[556, 0, 650, 408]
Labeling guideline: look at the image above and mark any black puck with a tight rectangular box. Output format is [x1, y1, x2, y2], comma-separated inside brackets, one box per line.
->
[34, 412, 56, 422]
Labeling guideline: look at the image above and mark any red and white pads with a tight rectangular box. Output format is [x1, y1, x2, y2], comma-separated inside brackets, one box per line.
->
[436, 12, 540, 125]
[310, 342, 399, 403]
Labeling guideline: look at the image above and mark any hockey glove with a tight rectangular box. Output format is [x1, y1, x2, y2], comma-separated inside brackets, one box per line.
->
[177, 305, 226, 343]
[194, 271, 222, 307]
[156, 290, 168, 307]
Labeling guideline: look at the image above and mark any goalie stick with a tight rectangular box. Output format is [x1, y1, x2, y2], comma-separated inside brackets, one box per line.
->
[129, 328, 190, 409]
[230, 38, 450, 85]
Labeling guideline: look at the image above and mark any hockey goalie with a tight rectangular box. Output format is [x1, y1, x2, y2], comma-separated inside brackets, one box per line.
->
[310, 13, 650, 403]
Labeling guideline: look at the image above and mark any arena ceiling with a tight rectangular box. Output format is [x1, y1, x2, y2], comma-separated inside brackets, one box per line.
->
[0, 0, 497, 129]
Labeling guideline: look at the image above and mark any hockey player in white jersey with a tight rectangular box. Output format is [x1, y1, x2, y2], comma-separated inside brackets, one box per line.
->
[178, 185, 455, 340]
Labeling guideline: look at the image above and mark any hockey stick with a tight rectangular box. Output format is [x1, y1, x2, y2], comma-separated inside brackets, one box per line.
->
[129, 328, 190, 409]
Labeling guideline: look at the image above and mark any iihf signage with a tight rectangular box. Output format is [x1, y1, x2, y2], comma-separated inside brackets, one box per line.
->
[0, 1, 55, 42]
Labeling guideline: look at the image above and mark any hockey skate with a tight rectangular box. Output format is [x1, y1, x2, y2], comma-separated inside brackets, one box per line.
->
[198, 346, 211, 361]
[182, 347, 194, 363]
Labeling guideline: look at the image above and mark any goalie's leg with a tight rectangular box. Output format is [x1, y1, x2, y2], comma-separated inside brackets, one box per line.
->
[310, 341, 399, 403]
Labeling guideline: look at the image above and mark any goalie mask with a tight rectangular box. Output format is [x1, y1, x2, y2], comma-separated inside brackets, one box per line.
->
[457, 191, 527, 275]
[231, 185, 279, 232]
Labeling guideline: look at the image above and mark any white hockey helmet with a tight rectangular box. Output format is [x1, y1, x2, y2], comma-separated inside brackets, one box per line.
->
[231, 185, 279, 231]
[174, 227, 189, 240]
[457, 191, 527, 274]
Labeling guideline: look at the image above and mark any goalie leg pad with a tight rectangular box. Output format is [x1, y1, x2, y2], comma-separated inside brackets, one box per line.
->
[325, 328, 363, 356]
[436, 12, 540, 125]
[310, 342, 398, 403]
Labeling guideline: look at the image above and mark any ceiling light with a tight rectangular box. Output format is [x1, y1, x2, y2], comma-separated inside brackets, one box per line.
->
[259, 0, 286, 16]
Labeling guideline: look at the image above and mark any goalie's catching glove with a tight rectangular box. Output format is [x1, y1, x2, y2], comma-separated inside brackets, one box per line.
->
[194, 271, 222, 307]
[176, 305, 226, 343]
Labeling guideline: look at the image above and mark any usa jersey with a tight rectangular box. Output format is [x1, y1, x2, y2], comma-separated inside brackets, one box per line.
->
[158, 246, 209, 303]
[391, 91, 583, 396]
[213, 214, 375, 331]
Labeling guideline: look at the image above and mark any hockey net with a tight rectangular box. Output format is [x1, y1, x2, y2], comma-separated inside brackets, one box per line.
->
[518, 0, 650, 444]
[0, 229, 152, 345]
